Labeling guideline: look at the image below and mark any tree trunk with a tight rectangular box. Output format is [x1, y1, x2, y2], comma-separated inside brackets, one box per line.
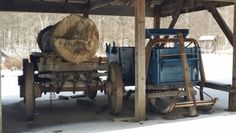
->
[37, 15, 99, 64]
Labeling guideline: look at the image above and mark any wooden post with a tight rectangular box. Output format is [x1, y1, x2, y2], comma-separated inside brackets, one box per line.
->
[178, 33, 198, 116]
[134, 0, 146, 121]
[0, 41, 2, 132]
[84, 0, 90, 18]
[83, 11, 89, 18]
[229, 2, 236, 111]
[154, 5, 160, 29]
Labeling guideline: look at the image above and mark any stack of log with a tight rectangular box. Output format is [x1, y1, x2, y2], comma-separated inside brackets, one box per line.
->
[37, 15, 99, 64]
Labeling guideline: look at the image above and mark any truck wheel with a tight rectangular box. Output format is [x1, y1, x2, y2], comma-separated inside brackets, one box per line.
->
[25, 63, 35, 120]
[108, 62, 124, 115]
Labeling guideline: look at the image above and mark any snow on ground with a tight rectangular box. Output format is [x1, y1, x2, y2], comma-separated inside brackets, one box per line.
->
[2, 53, 236, 133]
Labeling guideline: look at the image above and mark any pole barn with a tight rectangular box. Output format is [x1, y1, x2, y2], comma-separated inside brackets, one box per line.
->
[0, 0, 236, 131]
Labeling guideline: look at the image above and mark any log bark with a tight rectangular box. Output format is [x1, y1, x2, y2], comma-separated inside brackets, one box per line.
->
[37, 15, 99, 64]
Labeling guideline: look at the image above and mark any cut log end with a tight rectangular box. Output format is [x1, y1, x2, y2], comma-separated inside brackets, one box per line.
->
[37, 15, 99, 64]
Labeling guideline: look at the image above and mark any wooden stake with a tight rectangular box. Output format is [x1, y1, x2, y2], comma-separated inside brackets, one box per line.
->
[135, 0, 146, 121]
[229, 3, 236, 111]
[178, 33, 198, 116]
[199, 53, 206, 100]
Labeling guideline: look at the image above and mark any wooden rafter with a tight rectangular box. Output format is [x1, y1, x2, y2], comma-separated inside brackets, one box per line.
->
[168, 0, 185, 29]
[146, 0, 164, 7]
[83, 0, 90, 17]
[160, 0, 184, 47]
[160, 0, 232, 17]
[89, 0, 119, 10]
[154, 5, 160, 29]
[205, 3, 234, 46]
[202, 0, 236, 2]
[0, 0, 86, 13]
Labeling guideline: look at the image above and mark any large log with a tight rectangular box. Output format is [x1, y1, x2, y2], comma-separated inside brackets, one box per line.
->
[37, 15, 99, 64]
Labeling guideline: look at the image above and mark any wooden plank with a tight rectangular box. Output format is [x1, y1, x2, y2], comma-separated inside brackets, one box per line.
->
[196, 81, 236, 92]
[229, 2, 236, 111]
[148, 90, 186, 99]
[205, 3, 234, 46]
[37, 62, 108, 72]
[135, 0, 146, 122]
[42, 86, 105, 92]
[174, 99, 217, 108]
[178, 33, 198, 116]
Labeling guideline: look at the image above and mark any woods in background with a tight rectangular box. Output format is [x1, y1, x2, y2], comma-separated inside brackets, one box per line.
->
[0, 5, 234, 62]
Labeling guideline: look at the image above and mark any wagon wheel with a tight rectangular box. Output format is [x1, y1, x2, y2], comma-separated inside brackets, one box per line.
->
[108, 62, 124, 115]
[86, 90, 97, 100]
[24, 63, 35, 120]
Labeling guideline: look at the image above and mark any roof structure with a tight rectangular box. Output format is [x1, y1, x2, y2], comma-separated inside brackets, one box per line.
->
[0, 0, 234, 17]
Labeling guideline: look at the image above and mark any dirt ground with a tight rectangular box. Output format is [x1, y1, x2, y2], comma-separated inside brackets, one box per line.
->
[2, 91, 235, 133]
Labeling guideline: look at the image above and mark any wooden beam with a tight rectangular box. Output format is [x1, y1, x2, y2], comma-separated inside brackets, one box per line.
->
[135, 0, 146, 121]
[178, 33, 198, 116]
[160, 0, 232, 17]
[89, 0, 119, 10]
[229, 2, 236, 111]
[203, 0, 236, 2]
[205, 3, 234, 46]
[83, 0, 90, 17]
[90, 5, 154, 16]
[153, 5, 160, 39]
[0, 0, 86, 14]
[0, 40, 2, 133]
[168, 0, 184, 29]
[0, 0, 155, 16]
[146, 0, 164, 7]
[154, 5, 160, 29]
[160, 1, 184, 47]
